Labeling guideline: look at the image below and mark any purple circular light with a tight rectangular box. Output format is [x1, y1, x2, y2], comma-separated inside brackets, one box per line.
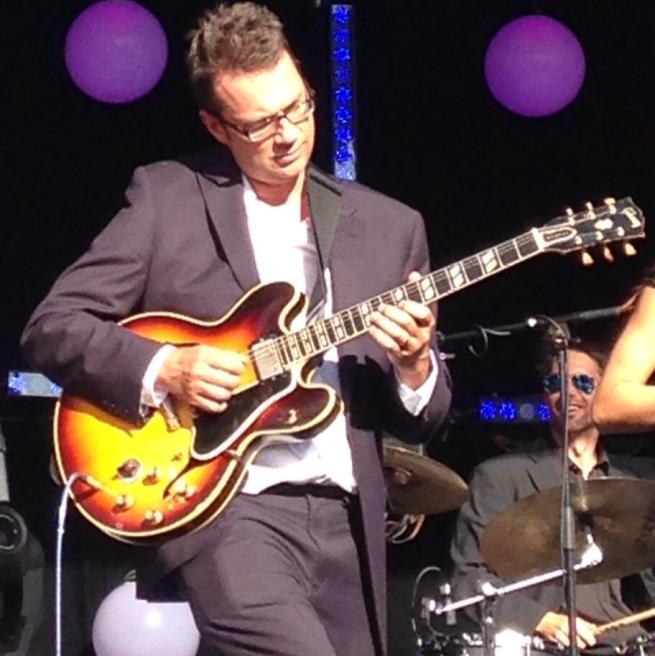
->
[65, 1, 168, 104]
[484, 15, 586, 118]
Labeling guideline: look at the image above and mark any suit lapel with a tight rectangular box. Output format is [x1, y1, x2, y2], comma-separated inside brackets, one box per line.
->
[307, 166, 342, 272]
[526, 450, 563, 492]
[196, 164, 260, 294]
[329, 192, 367, 314]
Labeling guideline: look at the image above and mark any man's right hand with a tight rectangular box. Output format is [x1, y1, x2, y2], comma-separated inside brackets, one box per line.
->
[156, 345, 247, 413]
[535, 611, 598, 650]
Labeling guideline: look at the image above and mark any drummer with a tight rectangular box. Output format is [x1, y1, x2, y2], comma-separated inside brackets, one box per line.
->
[450, 338, 655, 652]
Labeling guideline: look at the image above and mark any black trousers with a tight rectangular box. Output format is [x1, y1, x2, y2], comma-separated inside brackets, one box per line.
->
[178, 485, 379, 656]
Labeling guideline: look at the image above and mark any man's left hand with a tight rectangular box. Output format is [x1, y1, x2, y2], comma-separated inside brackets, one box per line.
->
[369, 271, 436, 390]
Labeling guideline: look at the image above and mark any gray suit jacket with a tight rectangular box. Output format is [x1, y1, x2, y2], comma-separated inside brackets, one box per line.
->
[21, 147, 452, 648]
[450, 448, 655, 636]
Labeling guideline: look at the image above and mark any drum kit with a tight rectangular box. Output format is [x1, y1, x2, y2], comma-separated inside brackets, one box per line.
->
[383, 441, 468, 544]
[382, 445, 655, 656]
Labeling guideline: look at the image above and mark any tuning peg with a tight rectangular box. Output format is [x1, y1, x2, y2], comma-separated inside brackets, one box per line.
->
[566, 207, 575, 223]
[581, 250, 594, 266]
[623, 242, 637, 257]
[585, 201, 595, 216]
[602, 246, 615, 263]
[604, 197, 617, 213]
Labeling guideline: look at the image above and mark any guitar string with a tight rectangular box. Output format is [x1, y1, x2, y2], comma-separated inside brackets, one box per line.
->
[246, 209, 632, 371]
[249, 232, 540, 367]
[246, 231, 540, 372]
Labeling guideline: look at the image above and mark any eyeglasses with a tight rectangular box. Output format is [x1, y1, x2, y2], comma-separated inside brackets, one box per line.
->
[542, 373, 596, 395]
[219, 89, 315, 143]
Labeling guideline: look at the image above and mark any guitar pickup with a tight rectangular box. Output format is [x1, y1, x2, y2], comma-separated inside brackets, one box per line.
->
[251, 339, 285, 380]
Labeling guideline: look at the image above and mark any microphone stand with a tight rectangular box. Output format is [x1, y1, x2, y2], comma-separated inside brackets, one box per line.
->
[427, 540, 602, 616]
[437, 304, 626, 351]
[425, 539, 603, 656]
[540, 316, 579, 656]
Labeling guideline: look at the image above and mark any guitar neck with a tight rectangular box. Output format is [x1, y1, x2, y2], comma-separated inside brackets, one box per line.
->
[266, 228, 544, 370]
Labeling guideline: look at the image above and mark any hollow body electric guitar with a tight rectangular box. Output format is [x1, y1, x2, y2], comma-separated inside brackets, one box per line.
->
[54, 198, 645, 543]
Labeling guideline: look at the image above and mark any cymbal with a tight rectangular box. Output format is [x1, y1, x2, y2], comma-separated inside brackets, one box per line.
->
[481, 477, 655, 584]
[383, 445, 469, 515]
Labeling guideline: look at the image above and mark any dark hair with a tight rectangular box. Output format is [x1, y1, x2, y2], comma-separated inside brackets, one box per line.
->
[535, 333, 608, 379]
[186, 2, 294, 113]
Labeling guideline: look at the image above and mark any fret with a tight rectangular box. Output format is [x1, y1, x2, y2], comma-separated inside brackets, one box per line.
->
[391, 286, 406, 305]
[324, 318, 337, 343]
[497, 240, 521, 266]
[278, 336, 293, 364]
[299, 329, 313, 356]
[332, 315, 347, 341]
[274, 338, 288, 367]
[446, 262, 468, 289]
[298, 332, 310, 358]
[371, 296, 385, 312]
[406, 281, 423, 303]
[380, 291, 395, 306]
[420, 275, 438, 302]
[308, 325, 321, 351]
[351, 307, 365, 333]
[478, 248, 501, 274]
[315, 321, 330, 347]
[341, 311, 355, 337]
[462, 256, 483, 282]
[360, 301, 373, 327]
[433, 270, 452, 296]
[288, 334, 302, 360]
[516, 234, 539, 257]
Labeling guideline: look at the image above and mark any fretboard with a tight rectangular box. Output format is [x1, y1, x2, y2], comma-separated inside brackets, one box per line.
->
[259, 229, 542, 372]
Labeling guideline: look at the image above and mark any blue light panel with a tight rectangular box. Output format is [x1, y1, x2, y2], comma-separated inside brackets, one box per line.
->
[331, 4, 357, 180]
[478, 396, 551, 423]
[498, 400, 518, 422]
[7, 371, 62, 398]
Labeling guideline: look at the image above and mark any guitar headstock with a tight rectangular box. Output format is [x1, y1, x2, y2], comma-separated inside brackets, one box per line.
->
[538, 197, 645, 263]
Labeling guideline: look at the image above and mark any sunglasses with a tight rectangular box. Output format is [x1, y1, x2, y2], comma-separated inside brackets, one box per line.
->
[542, 373, 596, 395]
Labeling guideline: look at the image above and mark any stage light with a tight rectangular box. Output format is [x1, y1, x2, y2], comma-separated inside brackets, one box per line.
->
[7, 371, 61, 398]
[478, 396, 551, 423]
[484, 15, 585, 117]
[331, 4, 357, 180]
[65, 0, 169, 104]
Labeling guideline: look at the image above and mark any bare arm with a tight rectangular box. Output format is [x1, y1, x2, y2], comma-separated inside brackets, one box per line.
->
[593, 286, 655, 433]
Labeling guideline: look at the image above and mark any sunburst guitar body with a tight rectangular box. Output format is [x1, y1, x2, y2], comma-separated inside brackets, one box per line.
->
[55, 282, 341, 544]
[53, 197, 645, 543]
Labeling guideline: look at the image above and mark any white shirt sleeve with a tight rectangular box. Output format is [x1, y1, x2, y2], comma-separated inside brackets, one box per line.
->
[395, 349, 439, 416]
[140, 343, 177, 409]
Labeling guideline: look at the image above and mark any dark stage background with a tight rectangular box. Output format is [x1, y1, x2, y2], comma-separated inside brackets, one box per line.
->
[3, 1, 655, 654]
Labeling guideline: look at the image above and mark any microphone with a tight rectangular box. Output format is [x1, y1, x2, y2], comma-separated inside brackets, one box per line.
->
[526, 315, 550, 330]
[527, 306, 626, 329]
[438, 304, 626, 349]
[526, 315, 571, 348]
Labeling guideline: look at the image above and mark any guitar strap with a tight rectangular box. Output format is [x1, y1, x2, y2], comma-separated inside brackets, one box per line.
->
[306, 166, 343, 323]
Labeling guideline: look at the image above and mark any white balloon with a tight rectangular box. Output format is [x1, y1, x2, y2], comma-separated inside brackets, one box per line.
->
[92, 581, 200, 656]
